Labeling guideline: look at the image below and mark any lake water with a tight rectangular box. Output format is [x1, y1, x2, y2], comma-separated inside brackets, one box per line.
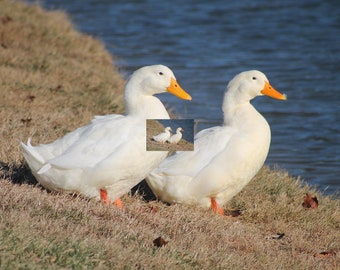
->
[34, 0, 339, 197]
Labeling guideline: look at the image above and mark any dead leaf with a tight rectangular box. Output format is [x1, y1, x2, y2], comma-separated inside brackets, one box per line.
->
[21, 117, 32, 125]
[265, 233, 285, 240]
[225, 209, 242, 217]
[26, 94, 36, 101]
[302, 193, 318, 209]
[153, 236, 168, 247]
[313, 251, 336, 258]
[1, 15, 12, 24]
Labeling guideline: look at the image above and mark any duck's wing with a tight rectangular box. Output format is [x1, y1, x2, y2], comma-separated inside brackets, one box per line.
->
[22, 114, 124, 171]
[188, 123, 270, 199]
[154, 126, 235, 177]
[42, 115, 143, 171]
[153, 131, 169, 142]
[152, 132, 164, 141]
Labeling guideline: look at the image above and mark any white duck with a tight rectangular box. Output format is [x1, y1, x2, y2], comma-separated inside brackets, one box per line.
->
[167, 127, 184, 144]
[21, 65, 192, 207]
[152, 127, 172, 143]
[146, 70, 286, 215]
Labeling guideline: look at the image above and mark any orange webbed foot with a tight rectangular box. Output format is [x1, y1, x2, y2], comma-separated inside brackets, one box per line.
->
[100, 189, 124, 209]
[210, 197, 224, 216]
[113, 198, 123, 209]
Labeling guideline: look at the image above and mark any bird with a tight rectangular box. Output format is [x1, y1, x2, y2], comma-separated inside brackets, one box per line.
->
[21, 65, 192, 207]
[152, 127, 172, 143]
[146, 70, 286, 215]
[167, 127, 184, 144]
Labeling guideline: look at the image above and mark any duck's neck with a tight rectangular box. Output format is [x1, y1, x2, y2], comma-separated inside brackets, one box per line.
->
[223, 99, 267, 131]
[223, 99, 272, 165]
[124, 80, 170, 119]
[125, 95, 170, 119]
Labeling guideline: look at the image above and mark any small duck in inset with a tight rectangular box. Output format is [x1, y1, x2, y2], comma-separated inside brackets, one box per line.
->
[167, 127, 184, 144]
[152, 127, 172, 143]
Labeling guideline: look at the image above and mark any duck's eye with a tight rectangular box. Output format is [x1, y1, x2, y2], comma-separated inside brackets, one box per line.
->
[252, 77, 257, 80]
[158, 72, 164, 76]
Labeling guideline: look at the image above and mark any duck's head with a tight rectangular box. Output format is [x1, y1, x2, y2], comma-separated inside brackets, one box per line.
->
[126, 65, 192, 100]
[177, 127, 184, 133]
[225, 70, 286, 104]
[165, 127, 172, 132]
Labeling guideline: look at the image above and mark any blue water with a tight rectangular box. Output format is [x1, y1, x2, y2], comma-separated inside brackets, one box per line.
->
[33, 0, 339, 197]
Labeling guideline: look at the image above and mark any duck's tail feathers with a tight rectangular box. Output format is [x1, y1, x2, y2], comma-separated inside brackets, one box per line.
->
[21, 138, 46, 173]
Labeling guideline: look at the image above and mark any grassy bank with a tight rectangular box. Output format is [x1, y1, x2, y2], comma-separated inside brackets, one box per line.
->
[0, 1, 339, 269]
[0, 0, 124, 165]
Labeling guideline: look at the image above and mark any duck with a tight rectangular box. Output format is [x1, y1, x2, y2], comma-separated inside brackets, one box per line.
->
[146, 70, 286, 215]
[167, 127, 184, 144]
[152, 127, 172, 143]
[21, 65, 192, 207]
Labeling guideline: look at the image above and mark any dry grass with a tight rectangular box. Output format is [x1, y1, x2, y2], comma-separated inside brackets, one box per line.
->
[0, 0, 125, 164]
[1, 169, 339, 269]
[0, 1, 339, 269]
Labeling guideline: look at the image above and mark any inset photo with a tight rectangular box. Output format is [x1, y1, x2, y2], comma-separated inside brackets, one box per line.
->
[146, 119, 194, 151]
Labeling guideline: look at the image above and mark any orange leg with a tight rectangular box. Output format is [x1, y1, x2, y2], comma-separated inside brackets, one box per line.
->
[100, 189, 110, 204]
[100, 189, 124, 208]
[210, 198, 224, 216]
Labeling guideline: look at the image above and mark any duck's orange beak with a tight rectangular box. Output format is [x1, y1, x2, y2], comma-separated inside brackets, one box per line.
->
[261, 81, 287, 100]
[167, 78, 192, 100]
